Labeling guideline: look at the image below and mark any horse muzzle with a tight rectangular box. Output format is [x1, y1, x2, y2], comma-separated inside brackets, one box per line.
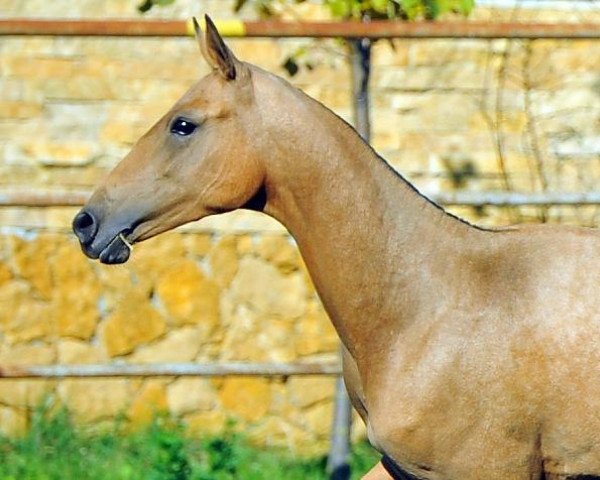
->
[72, 208, 133, 265]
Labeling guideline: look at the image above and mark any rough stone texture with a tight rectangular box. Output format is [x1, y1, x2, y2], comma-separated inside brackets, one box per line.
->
[57, 339, 104, 364]
[155, 259, 221, 328]
[0, 406, 28, 437]
[185, 410, 227, 436]
[219, 377, 272, 423]
[167, 378, 218, 415]
[130, 327, 203, 363]
[103, 290, 167, 357]
[209, 236, 240, 288]
[0, 280, 53, 344]
[0, 261, 13, 287]
[228, 257, 308, 320]
[57, 378, 132, 423]
[50, 239, 102, 339]
[128, 380, 169, 426]
[0, 344, 55, 408]
[287, 377, 337, 409]
[0, 0, 598, 454]
[257, 236, 302, 274]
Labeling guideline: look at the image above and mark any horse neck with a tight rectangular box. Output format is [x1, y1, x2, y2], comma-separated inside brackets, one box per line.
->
[254, 72, 477, 356]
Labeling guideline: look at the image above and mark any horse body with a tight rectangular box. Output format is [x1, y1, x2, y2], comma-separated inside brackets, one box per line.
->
[72, 17, 600, 479]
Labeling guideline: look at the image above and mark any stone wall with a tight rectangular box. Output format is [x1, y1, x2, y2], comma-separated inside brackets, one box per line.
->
[0, 0, 599, 453]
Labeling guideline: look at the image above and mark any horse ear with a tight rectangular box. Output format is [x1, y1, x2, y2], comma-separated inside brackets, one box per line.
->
[193, 15, 238, 81]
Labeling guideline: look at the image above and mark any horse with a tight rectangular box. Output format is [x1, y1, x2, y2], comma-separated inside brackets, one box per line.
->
[73, 15, 600, 480]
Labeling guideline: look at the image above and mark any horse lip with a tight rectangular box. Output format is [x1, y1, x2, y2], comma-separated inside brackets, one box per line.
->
[77, 227, 135, 263]
[98, 231, 132, 265]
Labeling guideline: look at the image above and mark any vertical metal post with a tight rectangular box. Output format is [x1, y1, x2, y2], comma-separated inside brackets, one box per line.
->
[327, 375, 354, 480]
[327, 36, 372, 480]
[351, 37, 372, 140]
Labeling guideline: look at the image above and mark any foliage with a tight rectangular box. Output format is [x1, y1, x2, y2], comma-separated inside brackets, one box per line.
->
[235, 0, 475, 21]
[137, 0, 176, 14]
[137, 0, 475, 75]
[0, 407, 380, 480]
[138, 0, 475, 21]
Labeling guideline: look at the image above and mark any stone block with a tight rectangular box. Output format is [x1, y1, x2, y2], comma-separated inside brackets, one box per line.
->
[8, 56, 79, 78]
[129, 327, 203, 363]
[257, 235, 301, 274]
[219, 377, 271, 423]
[155, 259, 221, 328]
[373, 40, 410, 67]
[0, 260, 12, 287]
[233, 40, 282, 70]
[37, 76, 114, 101]
[24, 141, 96, 167]
[0, 101, 43, 119]
[209, 235, 239, 288]
[12, 235, 56, 300]
[0, 280, 53, 344]
[57, 378, 132, 423]
[0, 406, 28, 437]
[100, 120, 149, 147]
[128, 380, 169, 426]
[303, 401, 334, 438]
[246, 416, 316, 453]
[57, 339, 103, 364]
[167, 378, 218, 415]
[0, 344, 55, 407]
[50, 240, 101, 340]
[185, 410, 227, 436]
[235, 234, 255, 256]
[103, 290, 166, 357]
[295, 302, 338, 357]
[130, 233, 188, 285]
[220, 288, 304, 361]
[287, 376, 336, 409]
[182, 233, 214, 257]
[95, 265, 140, 312]
[229, 257, 308, 320]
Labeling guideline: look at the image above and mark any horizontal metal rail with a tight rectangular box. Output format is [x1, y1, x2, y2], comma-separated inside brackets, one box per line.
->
[434, 191, 600, 206]
[0, 189, 90, 207]
[0, 18, 599, 39]
[3, 188, 600, 207]
[0, 362, 342, 379]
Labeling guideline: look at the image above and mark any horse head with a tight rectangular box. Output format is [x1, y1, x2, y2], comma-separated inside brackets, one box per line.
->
[73, 16, 265, 264]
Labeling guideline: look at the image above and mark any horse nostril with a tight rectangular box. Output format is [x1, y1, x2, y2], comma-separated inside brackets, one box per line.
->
[72, 210, 98, 244]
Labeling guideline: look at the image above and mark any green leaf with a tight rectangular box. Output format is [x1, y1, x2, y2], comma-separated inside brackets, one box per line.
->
[326, 0, 352, 18]
[459, 0, 475, 15]
[399, 0, 422, 19]
[371, 0, 389, 13]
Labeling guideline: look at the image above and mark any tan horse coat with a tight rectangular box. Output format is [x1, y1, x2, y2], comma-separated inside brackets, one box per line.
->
[73, 17, 600, 479]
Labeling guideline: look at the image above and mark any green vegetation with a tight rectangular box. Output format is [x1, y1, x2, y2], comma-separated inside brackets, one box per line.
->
[139, 0, 475, 21]
[235, 0, 475, 21]
[0, 409, 380, 480]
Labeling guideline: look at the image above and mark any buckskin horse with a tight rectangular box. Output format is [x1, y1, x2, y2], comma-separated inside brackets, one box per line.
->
[72, 16, 600, 480]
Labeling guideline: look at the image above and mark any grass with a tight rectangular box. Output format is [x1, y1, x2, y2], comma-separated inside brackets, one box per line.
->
[0, 409, 380, 480]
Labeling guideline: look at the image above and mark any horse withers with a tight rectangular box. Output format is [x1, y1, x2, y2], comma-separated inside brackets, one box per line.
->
[73, 16, 600, 480]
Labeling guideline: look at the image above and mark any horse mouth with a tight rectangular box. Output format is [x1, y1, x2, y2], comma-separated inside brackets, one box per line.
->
[96, 230, 134, 265]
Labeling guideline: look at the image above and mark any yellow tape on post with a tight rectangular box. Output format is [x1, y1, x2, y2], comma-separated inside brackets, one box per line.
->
[186, 18, 246, 37]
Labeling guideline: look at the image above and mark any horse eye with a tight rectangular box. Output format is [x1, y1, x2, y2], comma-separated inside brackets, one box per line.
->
[170, 118, 198, 137]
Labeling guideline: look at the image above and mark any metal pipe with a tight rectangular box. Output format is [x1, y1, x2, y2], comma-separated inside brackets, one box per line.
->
[1, 19, 599, 39]
[433, 191, 600, 206]
[0, 361, 342, 379]
[4, 189, 600, 208]
[327, 36, 375, 480]
[0, 189, 89, 207]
